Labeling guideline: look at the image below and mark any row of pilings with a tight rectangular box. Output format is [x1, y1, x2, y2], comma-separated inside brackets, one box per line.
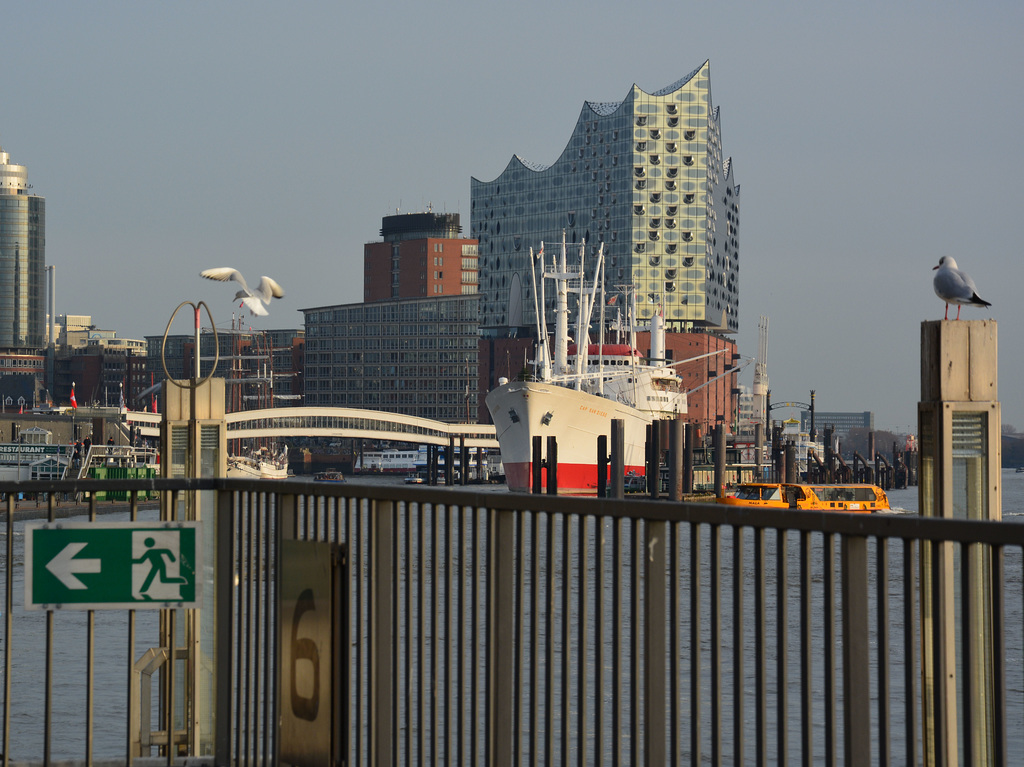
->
[773, 424, 919, 490]
[528, 419, 919, 497]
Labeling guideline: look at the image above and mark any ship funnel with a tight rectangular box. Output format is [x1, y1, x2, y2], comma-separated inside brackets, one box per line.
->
[650, 310, 665, 366]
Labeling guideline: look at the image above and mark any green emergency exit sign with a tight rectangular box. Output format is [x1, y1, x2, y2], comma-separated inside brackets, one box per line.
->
[25, 522, 201, 610]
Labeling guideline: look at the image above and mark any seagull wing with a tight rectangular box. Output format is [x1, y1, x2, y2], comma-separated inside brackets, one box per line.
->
[239, 295, 269, 316]
[933, 266, 970, 304]
[201, 267, 251, 295]
[253, 276, 285, 302]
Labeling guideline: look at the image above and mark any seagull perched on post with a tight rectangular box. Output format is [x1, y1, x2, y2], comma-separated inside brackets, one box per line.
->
[200, 268, 284, 316]
[932, 256, 990, 321]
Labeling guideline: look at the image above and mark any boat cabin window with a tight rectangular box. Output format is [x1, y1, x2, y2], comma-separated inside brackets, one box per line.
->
[813, 486, 877, 502]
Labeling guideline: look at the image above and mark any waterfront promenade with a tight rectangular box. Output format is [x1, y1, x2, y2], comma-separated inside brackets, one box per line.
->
[0, 476, 1021, 764]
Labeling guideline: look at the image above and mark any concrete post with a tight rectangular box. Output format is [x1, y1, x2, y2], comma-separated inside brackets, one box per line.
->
[919, 320, 1000, 766]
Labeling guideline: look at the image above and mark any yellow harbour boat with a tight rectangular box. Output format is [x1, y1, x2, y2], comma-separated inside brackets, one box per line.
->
[718, 482, 889, 513]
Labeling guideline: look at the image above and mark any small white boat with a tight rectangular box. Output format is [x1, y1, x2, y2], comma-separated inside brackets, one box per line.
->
[313, 470, 346, 483]
[227, 446, 290, 479]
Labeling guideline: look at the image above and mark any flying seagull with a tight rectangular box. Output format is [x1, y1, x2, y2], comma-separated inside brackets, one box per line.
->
[200, 267, 284, 316]
[932, 256, 990, 321]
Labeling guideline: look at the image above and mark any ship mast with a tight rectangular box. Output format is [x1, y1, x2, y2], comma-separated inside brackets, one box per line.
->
[530, 244, 551, 381]
[752, 315, 770, 430]
[552, 234, 570, 377]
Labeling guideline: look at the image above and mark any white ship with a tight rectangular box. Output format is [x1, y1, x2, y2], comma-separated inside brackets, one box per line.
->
[485, 237, 689, 494]
[227, 445, 290, 479]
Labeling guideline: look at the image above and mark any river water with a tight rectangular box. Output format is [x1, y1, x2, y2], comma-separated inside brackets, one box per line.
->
[2, 471, 1023, 762]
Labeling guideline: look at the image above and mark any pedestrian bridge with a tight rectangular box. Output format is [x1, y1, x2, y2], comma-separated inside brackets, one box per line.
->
[126, 407, 499, 448]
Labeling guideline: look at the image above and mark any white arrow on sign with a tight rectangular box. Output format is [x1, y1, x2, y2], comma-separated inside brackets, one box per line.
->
[46, 542, 102, 589]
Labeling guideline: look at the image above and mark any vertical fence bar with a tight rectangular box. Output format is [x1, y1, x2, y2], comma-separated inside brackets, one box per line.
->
[733, 525, 744, 767]
[256, 491, 268, 765]
[578, 514, 588, 764]
[631, 521, 640, 766]
[595, 516, 605, 767]
[214, 488, 234, 765]
[800, 529, 811, 766]
[234, 493, 246, 762]
[612, 518, 621, 764]
[645, 520, 667, 766]
[824, 533, 837, 767]
[489, 507, 515, 767]
[991, 545, 1006, 765]
[471, 506, 482, 764]
[670, 522, 679, 764]
[417, 503, 427, 764]
[561, 513, 570, 766]
[440, 503, 450, 764]
[755, 527, 766, 766]
[903, 538, 918, 767]
[403, 502, 412, 766]
[269, 492, 285, 762]
[513, 509, 525, 767]
[842, 535, 870, 765]
[710, 524, 722, 765]
[455, 505, 464, 766]
[961, 541, 975, 766]
[777, 529, 788, 766]
[429, 502, 438, 765]
[691, 523, 702, 764]
[370, 499, 395, 765]
[3, 495, 12, 767]
[877, 537, 891, 765]
[545, 511, 555, 764]
[532, 511, 543, 764]
[86, 495, 97, 766]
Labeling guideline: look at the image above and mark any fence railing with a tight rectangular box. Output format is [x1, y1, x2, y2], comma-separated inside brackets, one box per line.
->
[1, 478, 1022, 765]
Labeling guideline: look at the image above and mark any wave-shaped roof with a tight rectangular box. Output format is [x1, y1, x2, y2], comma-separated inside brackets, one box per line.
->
[476, 63, 712, 181]
[586, 62, 707, 115]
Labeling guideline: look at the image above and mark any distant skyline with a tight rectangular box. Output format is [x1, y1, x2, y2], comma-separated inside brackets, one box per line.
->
[3, 2, 1022, 431]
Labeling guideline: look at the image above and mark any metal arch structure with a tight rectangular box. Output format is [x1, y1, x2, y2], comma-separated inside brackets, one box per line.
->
[126, 406, 499, 449]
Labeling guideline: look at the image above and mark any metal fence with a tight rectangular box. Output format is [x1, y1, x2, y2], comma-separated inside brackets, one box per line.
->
[1, 478, 1022, 765]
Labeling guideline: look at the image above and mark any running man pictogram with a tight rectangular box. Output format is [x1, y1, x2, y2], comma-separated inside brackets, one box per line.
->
[132, 534, 187, 600]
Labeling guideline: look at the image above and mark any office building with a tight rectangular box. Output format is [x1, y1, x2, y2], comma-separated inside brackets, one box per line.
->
[303, 295, 479, 423]
[0, 142, 46, 349]
[799, 410, 874, 441]
[470, 61, 739, 336]
[364, 212, 478, 302]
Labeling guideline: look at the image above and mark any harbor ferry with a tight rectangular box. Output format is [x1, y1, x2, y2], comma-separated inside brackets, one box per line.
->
[719, 482, 890, 513]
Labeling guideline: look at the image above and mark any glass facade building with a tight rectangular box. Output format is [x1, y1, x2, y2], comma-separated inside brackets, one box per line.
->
[0, 144, 46, 349]
[302, 295, 480, 423]
[471, 61, 739, 336]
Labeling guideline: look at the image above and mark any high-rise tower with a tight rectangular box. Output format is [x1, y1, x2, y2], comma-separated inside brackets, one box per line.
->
[471, 61, 739, 337]
[0, 142, 46, 349]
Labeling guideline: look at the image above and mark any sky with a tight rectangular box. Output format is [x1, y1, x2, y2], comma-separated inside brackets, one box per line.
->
[3, 1, 1023, 433]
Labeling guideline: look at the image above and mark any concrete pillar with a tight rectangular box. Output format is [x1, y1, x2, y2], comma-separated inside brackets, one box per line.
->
[919, 320, 1000, 766]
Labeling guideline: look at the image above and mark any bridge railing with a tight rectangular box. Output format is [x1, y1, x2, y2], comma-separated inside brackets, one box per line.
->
[1, 479, 1022, 764]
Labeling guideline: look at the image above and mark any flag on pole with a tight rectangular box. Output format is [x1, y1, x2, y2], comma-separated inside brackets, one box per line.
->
[70, 382, 78, 409]
[119, 384, 126, 412]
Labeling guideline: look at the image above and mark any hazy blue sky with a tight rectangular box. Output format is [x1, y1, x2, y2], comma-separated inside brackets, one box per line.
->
[4, 1, 1022, 432]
